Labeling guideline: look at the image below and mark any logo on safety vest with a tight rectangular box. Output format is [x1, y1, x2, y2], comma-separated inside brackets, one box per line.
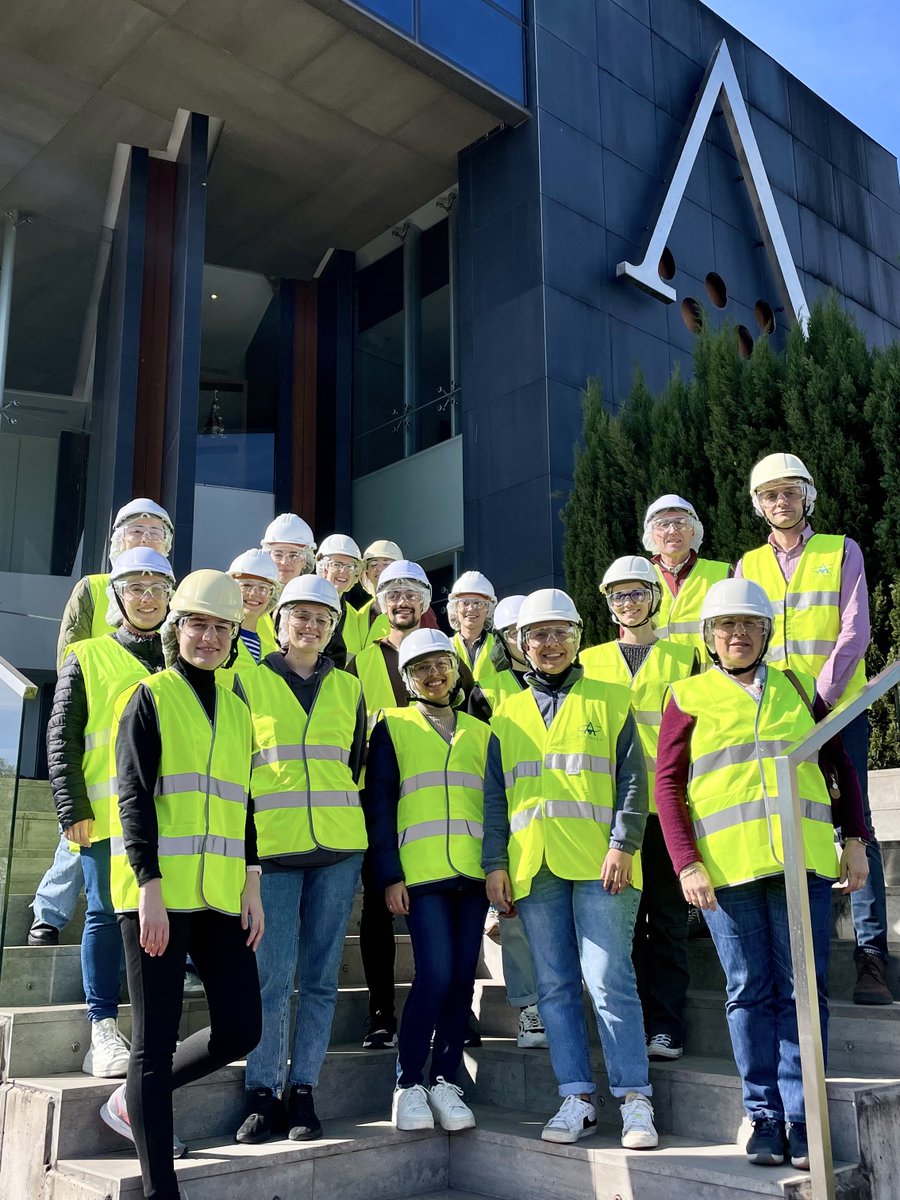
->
[581, 721, 599, 737]
[816, 565, 831, 575]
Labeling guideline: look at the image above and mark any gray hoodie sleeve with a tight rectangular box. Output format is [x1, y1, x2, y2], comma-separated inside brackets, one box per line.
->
[608, 711, 648, 855]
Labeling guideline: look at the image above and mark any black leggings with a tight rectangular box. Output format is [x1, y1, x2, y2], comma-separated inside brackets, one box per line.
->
[119, 910, 262, 1200]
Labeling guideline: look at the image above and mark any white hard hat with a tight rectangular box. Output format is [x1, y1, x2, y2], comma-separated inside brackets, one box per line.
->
[376, 560, 432, 610]
[113, 498, 174, 536]
[109, 547, 175, 583]
[316, 534, 362, 561]
[262, 513, 316, 549]
[749, 453, 817, 516]
[227, 549, 280, 584]
[170, 570, 244, 625]
[642, 494, 703, 553]
[517, 589, 581, 631]
[493, 595, 527, 633]
[450, 570, 497, 602]
[363, 539, 402, 561]
[700, 578, 774, 624]
[397, 628, 457, 673]
[276, 574, 342, 619]
[600, 556, 658, 593]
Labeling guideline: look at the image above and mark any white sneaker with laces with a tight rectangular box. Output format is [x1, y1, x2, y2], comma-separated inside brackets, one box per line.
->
[647, 1033, 683, 1060]
[83, 1018, 130, 1078]
[100, 1083, 188, 1158]
[392, 1084, 435, 1131]
[541, 1095, 597, 1144]
[517, 1004, 548, 1049]
[428, 1077, 476, 1131]
[620, 1092, 658, 1149]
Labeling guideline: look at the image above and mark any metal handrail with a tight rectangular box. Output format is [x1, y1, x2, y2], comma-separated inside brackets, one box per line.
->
[0, 655, 38, 700]
[774, 659, 900, 1200]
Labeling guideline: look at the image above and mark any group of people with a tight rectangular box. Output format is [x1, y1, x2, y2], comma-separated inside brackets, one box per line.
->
[29, 448, 888, 1200]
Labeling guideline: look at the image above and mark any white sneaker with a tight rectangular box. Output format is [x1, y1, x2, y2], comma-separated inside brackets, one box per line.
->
[647, 1033, 683, 1060]
[517, 1004, 548, 1048]
[100, 1083, 188, 1158]
[83, 1018, 130, 1078]
[620, 1092, 658, 1149]
[483, 909, 502, 943]
[392, 1084, 434, 1131]
[541, 1095, 597, 1144]
[428, 1077, 476, 1131]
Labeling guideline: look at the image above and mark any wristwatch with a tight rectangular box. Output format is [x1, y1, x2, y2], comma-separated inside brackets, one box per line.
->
[246, 864, 263, 875]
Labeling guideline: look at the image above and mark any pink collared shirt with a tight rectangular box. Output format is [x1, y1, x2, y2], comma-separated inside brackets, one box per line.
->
[735, 524, 869, 707]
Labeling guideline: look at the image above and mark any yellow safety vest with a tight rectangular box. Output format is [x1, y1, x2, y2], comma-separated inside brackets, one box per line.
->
[491, 677, 641, 900]
[668, 667, 839, 889]
[581, 639, 696, 814]
[109, 670, 252, 914]
[740, 534, 867, 703]
[217, 619, 279, 683]
[653, 559, 730, 653]
[341, 601, 365, 657]
[452, 632, 496, 683]
[241, 665, 366, 858]
[65, 636, 154, 843]
[479, 667, 525, 714]
[353, 642, 399, 728]
[357, 598, 390, 648]
[88, 574, 117, 638]
[383, 707, 489, 886]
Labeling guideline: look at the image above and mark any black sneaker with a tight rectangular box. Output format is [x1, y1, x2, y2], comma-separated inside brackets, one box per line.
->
[287, 1084, 322, 1141]
[463, 1026, 482, 1048]
[27, 921, 60, 946]
[362, 1013, 397, 1049]
[787, 1122, 810, 1170]
[647, 1033, 684, 1060]
[235, 1087, 280, 1145]
[746, 1117, 786, 1165]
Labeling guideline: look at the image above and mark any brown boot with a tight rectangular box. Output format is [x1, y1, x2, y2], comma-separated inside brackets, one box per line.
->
[853, 953, 893, 1005]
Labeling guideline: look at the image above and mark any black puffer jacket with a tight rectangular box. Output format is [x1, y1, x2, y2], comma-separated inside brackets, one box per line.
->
[47, 629, 164, 831]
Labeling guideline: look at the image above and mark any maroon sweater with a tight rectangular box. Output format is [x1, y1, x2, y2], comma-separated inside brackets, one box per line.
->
[655, 686, 869, 875]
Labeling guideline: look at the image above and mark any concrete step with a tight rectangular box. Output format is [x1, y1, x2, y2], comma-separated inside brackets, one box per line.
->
[0, 934, 417, 1006]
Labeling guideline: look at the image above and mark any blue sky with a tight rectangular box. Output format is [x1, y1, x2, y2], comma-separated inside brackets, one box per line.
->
[702, 0, 900, 159]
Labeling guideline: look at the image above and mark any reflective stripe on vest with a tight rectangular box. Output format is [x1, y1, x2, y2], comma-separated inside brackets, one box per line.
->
[491, 677, 641, 901]
[67, 636, 152, 843]
[109, 670, 252, 914]
[452, 632, 496, 683]
[581, 638, 696, 815]
[241, 664, 366, 857]
[740, 534, 867, 702]
[668, 667, 839, 889]
[88, 574, 117, 639]
[385, 706, 489, 886]
[652, 559, 730, 652]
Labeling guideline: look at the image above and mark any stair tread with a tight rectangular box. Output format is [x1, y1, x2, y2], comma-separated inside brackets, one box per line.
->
[687, 988, 900, 1017]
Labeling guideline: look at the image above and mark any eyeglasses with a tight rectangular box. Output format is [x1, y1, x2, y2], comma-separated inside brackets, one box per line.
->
[123, 524, 166, 545]
[651, 517, 693, 533]
[182, 617, 233, 639]
[410, 656, 454, 679]
[238, 582, 273, 599]
[366, 558, 392, 572]
[116, 581, 171, 601]
[269, 549, 305, 564]
[456, 598, 489, 611]
[320, 557, 357, 575]
[525, 625, 576, 646]
[712, 617, 768, 635]
[287, 609, 331, 630]
[758, 486, 804, 507]
[383, 589, 422, 604]
[608, 588, 652, 608]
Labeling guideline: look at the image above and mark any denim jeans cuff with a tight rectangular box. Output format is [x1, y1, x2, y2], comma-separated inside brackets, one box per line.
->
[558, 1081, 595, 1098]
[507, 993, 538, 1008]
[855, 945, 889, 962]
[610, 1084, 653, 1099]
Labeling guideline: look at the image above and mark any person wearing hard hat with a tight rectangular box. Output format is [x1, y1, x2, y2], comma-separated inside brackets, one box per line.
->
[31, 500, 176, 953]
[261, 512, 316, 584]
[448, 570, 497, 683]
[100, 571, 263, 1195]
[347, 561, 481, 1051]
[474, 594, 529, 713]
[642, 494, 730, 654]
[235, 575, 367, 1146]
[736, 452, 889, 1006]
[482, 589, 658, 1150]
[365, 629, 489, 1132]
[581, 556, 698, 1062]
[655, 577, 869, 1170]
[48, 548, 174, 1080]
[220, 549, 281, 678]
[356, 540, 401, 647]
[315, 534, 366, 656]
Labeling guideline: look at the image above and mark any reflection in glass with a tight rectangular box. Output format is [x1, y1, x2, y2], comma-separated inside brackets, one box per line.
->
[355, 0, 415, 33]
[419, 0, 525, 103]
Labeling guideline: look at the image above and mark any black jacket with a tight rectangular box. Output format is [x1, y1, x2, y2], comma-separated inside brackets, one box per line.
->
[47, 629, 164, 832]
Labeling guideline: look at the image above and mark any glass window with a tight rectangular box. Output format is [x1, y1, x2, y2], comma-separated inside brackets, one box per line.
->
[417, 220, 453, 455]
[418, 0, 525, 103]
[490, 0, 523, 15]
[353, 247, 405, 476]
[354, 0, 414, 33]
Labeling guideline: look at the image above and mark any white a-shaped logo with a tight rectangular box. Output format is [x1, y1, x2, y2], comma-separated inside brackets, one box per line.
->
[617, 40, 809, 334]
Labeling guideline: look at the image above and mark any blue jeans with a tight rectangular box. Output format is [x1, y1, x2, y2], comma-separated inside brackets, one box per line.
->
[842, 713, 889, 961]
[703, 873, 833, 1124]
[399, 880, 487, 1088]
[245, 855, 363, 1092]
[32, 833, 83, 928]
[498, 912, 538, 1008]
[80, 839, 124, 1022]
[516, 867, 650, 1100]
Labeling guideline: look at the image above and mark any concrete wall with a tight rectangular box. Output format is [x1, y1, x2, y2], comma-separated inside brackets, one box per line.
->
[457, 0, 900, 594]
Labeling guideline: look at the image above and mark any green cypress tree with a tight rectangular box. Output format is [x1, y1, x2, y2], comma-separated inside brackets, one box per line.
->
[865, 341, 900, 577]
